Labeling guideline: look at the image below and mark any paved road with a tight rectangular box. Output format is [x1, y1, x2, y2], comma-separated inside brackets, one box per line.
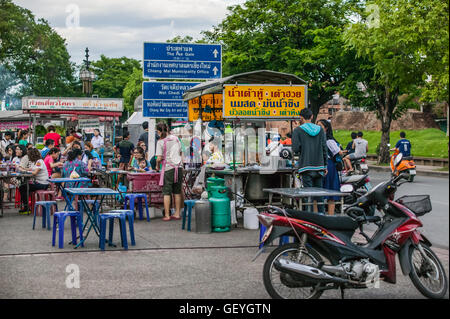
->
[367, 171, 449, 248]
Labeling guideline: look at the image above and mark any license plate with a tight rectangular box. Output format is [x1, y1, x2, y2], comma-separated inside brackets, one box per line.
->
[360, 164, 368, 169]
[409, 169, 416, 175]
[261, 225, 273, 243]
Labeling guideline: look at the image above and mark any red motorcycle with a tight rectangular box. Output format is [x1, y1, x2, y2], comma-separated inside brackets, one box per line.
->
[256, 174, 448, 299]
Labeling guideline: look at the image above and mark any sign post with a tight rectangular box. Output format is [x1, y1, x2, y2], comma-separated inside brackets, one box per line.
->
[143, 42, 222, 80]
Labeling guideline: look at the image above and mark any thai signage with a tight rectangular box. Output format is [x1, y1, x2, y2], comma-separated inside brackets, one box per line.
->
[0, 121, 30, 131]
[22, 97, 123, 113]
[223, 84, 307, 118]
[188, 94, 223, 121]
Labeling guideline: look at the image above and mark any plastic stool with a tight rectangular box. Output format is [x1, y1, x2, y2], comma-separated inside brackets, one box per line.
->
[33, 190, 56, 216]
[98, 212, 129, 250]
[33, 201, 58, 230]
[107, 210, 136, 246]
[52, 211, 84, 249]
[182, 200, 197, 231]
[124, 194, 149, 222]
[259, 224, 291, 248]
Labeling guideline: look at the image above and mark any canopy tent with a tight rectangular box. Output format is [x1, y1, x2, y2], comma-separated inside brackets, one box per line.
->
[182, 70, 307, 102]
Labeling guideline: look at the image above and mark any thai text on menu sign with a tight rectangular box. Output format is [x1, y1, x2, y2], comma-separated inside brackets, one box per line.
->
[143, 42, 222, 80]
[223, 84, 307, 118]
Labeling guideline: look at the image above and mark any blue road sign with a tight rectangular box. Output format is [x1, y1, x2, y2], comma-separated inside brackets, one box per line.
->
[143, 42, 222, 80]
[142, 81, 199, 118]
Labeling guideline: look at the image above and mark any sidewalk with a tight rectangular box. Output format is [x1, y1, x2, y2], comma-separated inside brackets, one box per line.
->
[367, 161, 449, 178]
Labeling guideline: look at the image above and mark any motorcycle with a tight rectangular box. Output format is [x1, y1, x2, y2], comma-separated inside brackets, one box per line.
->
[340, 174, 375, 215]
[390, 148, 416, 182]
[255, 173, 448, 299]
[349, 155, 369, 175]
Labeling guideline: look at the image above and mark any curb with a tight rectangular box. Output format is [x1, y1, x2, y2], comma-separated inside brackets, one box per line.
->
[368, 164, 449, 178]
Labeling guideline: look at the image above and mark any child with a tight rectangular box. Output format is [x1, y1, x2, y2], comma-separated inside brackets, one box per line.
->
[135, 157, 150, 172]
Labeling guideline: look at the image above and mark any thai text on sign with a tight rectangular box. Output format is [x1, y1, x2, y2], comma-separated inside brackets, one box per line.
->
[223, 84, 307, 118]
[188, 94, 223, 121]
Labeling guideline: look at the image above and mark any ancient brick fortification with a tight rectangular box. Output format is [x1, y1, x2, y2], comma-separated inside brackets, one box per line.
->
[266, 110, 439, 135]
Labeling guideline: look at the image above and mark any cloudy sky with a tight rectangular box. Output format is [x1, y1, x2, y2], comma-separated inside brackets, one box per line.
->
[14, 0, 246, 65]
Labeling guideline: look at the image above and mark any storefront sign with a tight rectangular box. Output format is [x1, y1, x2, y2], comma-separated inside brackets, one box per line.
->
[0, 121, 30, 131]
[22, 97, 123, 113]
[223, 84, 307, 118]
[188, 94, 223, 121]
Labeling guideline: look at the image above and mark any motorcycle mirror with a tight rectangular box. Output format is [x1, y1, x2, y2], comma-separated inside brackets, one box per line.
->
[340, 184, 354, 193]
[394, 153, 403, 167]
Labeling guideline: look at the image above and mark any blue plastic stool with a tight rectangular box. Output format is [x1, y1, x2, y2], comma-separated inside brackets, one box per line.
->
[124, 194, 150, 222]
[106, 210, 136, 246]
[182, 200, 197, 231]
[259, 224, 291, 248]
[52, 211, 84, 249]
[98, 212, 129, 251]
[33, 201, 58, 230]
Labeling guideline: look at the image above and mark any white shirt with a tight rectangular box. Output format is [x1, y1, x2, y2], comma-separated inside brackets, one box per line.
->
[32, 159, 49, 184]
[155, 135, 182, 171]
[91, 135, 104, 149]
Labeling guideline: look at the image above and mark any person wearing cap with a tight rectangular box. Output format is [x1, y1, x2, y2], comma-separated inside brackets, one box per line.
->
[266, 134, 282, 157]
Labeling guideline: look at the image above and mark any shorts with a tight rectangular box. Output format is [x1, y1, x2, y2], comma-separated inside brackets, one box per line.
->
[348, 153, 358, 160]
[162, 167, 183, 195]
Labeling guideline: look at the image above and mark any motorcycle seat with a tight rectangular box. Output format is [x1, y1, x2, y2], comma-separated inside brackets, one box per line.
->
[350, 156, 366, 161]
[340, 174, 366, 184]
[286, 209, 359, 231]
[403, 156, 414, 161]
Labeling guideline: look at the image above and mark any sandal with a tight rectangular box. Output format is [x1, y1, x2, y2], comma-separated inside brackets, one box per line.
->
[171, 216, 181, 220]
[162, 217, 171, 221]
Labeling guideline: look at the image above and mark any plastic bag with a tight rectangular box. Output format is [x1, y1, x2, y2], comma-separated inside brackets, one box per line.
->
[70, 168, 80, 179]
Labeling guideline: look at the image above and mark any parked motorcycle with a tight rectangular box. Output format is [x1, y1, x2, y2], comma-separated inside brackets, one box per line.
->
[340, 174, 375, 215]
[390, 148, 416, 182]
[256, 174, 448, 299]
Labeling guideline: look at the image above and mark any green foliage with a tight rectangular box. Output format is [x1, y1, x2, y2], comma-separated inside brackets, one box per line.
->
[334, 129, 449, 158]
[91, 55, 140, 98]
[123, 67, 144, 114]
[0, 0, 78, 97]
[202, 0, 357, 119]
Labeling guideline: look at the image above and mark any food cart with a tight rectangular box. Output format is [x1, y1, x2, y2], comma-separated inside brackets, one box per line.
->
[21, 96, 123, 147]
[182, 70, 308, 209]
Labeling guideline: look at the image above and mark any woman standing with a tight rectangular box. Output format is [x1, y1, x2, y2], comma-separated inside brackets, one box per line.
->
[18, 148, 50, 214]
[317, 119, 344, 216]
[91, 129, 104, 153]
[155, 123, 183, 221]
[17, 130, 30, 147]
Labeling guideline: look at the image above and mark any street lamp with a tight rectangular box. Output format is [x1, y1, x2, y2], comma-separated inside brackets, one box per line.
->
[79, 47, 95, 96]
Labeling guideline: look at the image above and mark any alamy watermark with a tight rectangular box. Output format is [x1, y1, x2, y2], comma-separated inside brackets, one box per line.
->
[65, 3, 80, 29]
[65, 264, 80, 289]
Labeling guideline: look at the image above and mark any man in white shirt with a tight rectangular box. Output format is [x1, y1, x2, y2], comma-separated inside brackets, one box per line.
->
[1, 131, 14, 156]
[155, 123, 183, 221]
[343, 131, 368, 173]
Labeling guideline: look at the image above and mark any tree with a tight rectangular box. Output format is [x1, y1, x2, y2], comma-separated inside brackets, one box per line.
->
[342, 0, 443, 163]
[123, 67, 144, 114]
[91, 55, 140, 99]
[0, 0, 78, 97]
[202, 0, 357, 120]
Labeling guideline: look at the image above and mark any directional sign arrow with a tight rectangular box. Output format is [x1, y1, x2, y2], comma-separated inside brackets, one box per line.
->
[213, 49, 219, 58]
[213, 66, 218, 75]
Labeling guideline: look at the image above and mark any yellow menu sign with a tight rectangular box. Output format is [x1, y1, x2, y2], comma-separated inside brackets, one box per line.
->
[188, 94, 223, 121]
[223, 84, 307, 118]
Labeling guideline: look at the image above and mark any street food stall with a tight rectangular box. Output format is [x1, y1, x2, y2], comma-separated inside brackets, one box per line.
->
[182, 70, 308, 209]
[21, 96, 123, 147]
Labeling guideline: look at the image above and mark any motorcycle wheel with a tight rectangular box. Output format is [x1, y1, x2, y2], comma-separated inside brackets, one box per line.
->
[263, 243, 324, 299]
[408, 243, 448, 299]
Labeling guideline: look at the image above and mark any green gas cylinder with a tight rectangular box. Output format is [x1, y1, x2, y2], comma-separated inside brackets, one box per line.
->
[207, 177, 225, 198]
[209, 186, 231, 232]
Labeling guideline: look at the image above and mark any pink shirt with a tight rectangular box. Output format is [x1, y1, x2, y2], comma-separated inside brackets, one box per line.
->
[44, 156, 54, 177]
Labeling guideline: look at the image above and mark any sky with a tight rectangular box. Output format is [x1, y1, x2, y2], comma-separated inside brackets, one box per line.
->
[13, 0, 246, 65]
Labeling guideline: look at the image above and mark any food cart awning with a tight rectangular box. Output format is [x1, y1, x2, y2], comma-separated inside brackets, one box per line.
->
[182, 70, 307, 101]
